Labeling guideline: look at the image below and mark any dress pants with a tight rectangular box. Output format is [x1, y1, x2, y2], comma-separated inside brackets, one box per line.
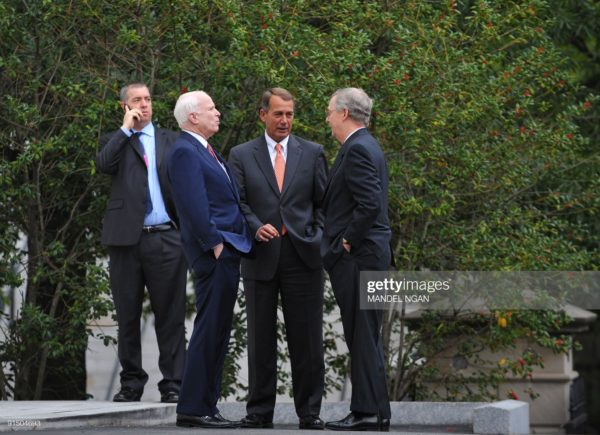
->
[108, 228, 187, 394]
[245, 235, 324, 419]
[177, 244, 241, 416]
[327, 240, 391, 419]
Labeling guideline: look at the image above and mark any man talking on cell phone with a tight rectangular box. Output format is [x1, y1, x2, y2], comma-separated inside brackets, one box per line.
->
[96, 82, 187, 403]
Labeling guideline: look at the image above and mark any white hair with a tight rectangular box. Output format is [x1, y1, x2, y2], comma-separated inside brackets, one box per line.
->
[173, 91, 208, 127]
[332, 87, 373, 126]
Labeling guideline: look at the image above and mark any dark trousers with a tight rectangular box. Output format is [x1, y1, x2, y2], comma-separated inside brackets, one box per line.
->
[244, 236, 324, 419]
[108, 228, 187, 394]
[177, 244, 241, 416]
[327, 240, 391, 419]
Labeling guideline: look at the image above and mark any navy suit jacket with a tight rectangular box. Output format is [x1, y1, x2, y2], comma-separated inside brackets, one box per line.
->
[167, 131, 252, 267]
[228, 134, 327, 280]
[321, 128, 392, 271]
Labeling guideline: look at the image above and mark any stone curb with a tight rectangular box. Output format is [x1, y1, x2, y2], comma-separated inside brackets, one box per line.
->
[0, 402, 175, 432]
[0, 400, 529, 434]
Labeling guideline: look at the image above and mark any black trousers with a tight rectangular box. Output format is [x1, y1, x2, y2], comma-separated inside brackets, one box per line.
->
[327, 240, 391, 419]
[108, 228, 187, 394]
[244, 235, 324, 419]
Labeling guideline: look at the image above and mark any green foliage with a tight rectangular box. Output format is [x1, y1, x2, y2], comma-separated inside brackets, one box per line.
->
[0, 0, 115, 399]
[371, 0, 599, 400]
[1, 0, 598, 402]
[391, 309, 578, 402]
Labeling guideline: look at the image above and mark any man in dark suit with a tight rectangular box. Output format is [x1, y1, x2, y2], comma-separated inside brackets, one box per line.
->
[167, 90, 252, 429]
[95, 82, 187, 403]
[229, 88, 327, 430]
[321, 88, 392, 432]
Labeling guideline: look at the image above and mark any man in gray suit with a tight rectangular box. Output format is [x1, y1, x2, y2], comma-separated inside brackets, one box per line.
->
[96, 83, 187, 403]
[229, 88, 327, 430]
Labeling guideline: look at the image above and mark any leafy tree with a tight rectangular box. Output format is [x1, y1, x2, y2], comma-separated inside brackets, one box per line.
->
[0, 0, 114, 398]
[548, 0, 600, 427]
[208, 0, 598, 400]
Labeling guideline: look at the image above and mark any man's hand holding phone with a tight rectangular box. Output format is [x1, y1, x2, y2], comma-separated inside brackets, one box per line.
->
[121, 104, 142, 131]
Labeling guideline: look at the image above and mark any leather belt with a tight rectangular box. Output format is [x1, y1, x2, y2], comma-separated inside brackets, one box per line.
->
[142, 223, 173, 233]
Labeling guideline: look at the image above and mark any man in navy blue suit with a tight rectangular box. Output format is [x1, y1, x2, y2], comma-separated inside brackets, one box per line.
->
[321, 88, 392, 432]
[167, 90, 252, 429]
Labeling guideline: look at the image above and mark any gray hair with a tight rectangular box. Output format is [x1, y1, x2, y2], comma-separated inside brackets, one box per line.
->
[173, 91, 206, 127]
[119, 82, 147, 102]
[331, 88, 372, 126]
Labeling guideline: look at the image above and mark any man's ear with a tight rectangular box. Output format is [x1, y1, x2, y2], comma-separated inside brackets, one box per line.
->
[258, 108, 268, 124]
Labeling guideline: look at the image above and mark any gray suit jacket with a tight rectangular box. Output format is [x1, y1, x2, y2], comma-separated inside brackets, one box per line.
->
[96, 126, 179, 246]
[229, 134, 328, 280]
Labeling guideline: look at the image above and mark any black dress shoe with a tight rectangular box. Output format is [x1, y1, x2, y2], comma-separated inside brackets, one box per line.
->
[176, 414, 239, 428]
[214, 412, 241, 427]
[113, 387, 142, 402]
[325, 412, 387, 431]
[160, 390, 179, 403]
[380, 418, 391, 432]
[240, 414, 274, 428]
[299, 415, 325, 430]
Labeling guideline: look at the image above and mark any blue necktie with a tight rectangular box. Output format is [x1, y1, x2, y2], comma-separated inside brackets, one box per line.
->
[131, 132, 153, 216]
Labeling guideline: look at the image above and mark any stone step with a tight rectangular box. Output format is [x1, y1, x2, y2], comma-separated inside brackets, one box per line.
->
[0, 400, 528, 434]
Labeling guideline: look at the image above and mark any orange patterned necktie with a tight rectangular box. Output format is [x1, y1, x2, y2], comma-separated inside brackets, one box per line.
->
[274, 143, 285, 191]
[274, 143, 286, 235]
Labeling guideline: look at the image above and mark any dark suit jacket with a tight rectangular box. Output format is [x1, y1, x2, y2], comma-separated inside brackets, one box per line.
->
[166, 131, 252, 268]
[96, 126, 179, 246]
[229, 134, 328, 281]
[321, 128, 392, 271]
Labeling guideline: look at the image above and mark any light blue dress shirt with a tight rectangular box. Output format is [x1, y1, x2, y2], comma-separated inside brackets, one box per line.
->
[121, 123, 171, 226]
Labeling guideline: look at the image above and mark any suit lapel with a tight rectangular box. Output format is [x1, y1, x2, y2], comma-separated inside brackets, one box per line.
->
[324, 128, 368, 197]
[281, 136, 302, 196]
[324, 141, 348, 197]
[180, 132, 237, 196]
[253, 138, 281, 196]
[155, 128, 167, 169]
[128, 132, 145, 163]
[182, 132, 223, 171]
[213, 148, 240, 199]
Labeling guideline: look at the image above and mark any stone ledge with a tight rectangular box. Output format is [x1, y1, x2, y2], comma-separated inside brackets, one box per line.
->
[0, 401, 175, 432]
[0, 400, 529, 434]
[474, 400, 530, 434]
